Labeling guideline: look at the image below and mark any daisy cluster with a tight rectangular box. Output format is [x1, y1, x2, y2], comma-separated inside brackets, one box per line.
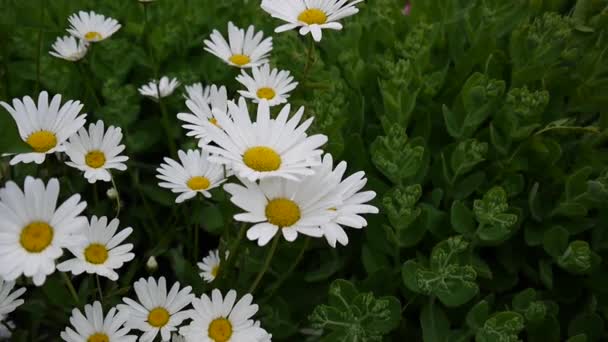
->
[0, 0, 367, 340]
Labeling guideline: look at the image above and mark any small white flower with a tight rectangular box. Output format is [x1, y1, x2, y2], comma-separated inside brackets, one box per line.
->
[57, 216, 135, 281]
[224, 175, 340, 246]
[261, 0, 363, 41]
[156, 149, 226, 203]
[64, 120, 129, 183]
[0, 91, 87, 165]
[67, 11, 121, 42]
[0, 177, 87, 286]
[204, 22, 272, 68]
[146, 256, 159, 272]
[236, 64, 298, 107]
[139, 76, 180, 100]
[49, 35, 88, 61]
[60, 301, 137, 342]
[179, 289, 270, 342]
[118, 277, 195, 342]
[178, 84, 229, 146]
[197, 249, 228, 283]
[0, 278, 26, 319]
[203, 99, 327, 182]
[107, 188, 119, 199]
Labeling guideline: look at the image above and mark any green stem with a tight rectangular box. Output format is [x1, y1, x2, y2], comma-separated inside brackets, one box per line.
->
[534, 125, 599, 136]
[95, 275, 104, 304]
[34, 0, 44, 95]
[158, 94, 177, 157]
[248, 234, 280, 294]
[76, 62, 102, 108]
[266, 237, 310, 298]
[110, 175, 121, 217]
[61, 272, 79, 304]
[218, 223, 247, 285]
[302, 35, 316, 82]
[92, 182, 99, 208]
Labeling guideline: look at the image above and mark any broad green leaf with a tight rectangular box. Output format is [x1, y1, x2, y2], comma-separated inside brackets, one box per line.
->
[476, 311, 525, 342]
[371, 123, 424, 184]
[474, 187, 518, 242]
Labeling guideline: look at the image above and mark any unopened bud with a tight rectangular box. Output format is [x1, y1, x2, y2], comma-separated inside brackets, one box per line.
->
[146, 256, 158, 272]
[106, 188, 118, 199]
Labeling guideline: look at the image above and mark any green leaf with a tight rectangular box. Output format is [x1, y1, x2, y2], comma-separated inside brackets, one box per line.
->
[474, 187, 518, 242]
[568, 313, 604, 341]
[542, 226, 569, 258]
[451, 200, 476, 237]
[371, 123, 425, 184]
[466, 300, 491, 331]
[476, 311, 525, 342]
[0, 106, 30, 154]
[557, 241, 599, 274]
[421, 300, 450, 342]
[451, 139, 488, 178]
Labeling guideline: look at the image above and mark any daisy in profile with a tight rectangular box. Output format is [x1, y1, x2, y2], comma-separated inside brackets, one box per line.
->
[204, 99, 327, 182]
[0, 177, 87, 286]
[49, 35, 88, 61]
[118, 277, 194, 342]
[179, 289, 270, 342]
[139, 76, 180, 100]
[67, 11, 121, 43]
[204, 22, 272, 68]
[197, 249, 228, 283]
[0, 278, 26, 319]
[315, 154, 379, 247]
[63, 120, 129, 183]
[178, 84, 229, 145]
[224, 174, 340, 246]
[156, 149, 226, 203]
[261, 0, 363, 41]
[60, 301, 137, 342]
[57, 216, 135, 281]
[0, 91, 86, 165]
[236, 64, 298, 107]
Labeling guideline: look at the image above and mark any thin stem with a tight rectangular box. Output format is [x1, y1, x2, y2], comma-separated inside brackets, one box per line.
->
[266, 237, 310, 298]
[217, 223, 247, 285]
[61, 272, 79, 304]
[534, 125, 600, 136]
[35, 0, 45, 95]
[157, 93, 177, 157]
[301, 35, 316, 81]
[92, 182, 99, 208]
[110, 175, 121, 217]
[95, 275, 104, 304]
[76, 62, 102, 108]
[194, 222, 199, 263]
[248, 233, 280, 294]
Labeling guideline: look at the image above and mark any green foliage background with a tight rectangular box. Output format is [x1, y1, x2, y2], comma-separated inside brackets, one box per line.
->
[1, 0, 608, 341]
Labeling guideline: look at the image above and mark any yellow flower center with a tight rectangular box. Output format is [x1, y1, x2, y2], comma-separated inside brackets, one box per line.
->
[256, 87, 276, 100]
[298, 8, 327, 25]
[84, 243, 109, 264]
[242, 146, 281, 172]
[20, 222, 53, 253]
[208, 317, 233, 342]
[229, 54, 251, 66]
[187, 176, 211, 191]
[147, 307, 170, 327]
[209, 117, 219, 126]
[26, 130, 57, 153]
[85, 31, 103, 41]
[265, 198, 301, 228]
[211, 265, 220, 278]
[87, 333, 109, 342]
[85, 150, 106, 168]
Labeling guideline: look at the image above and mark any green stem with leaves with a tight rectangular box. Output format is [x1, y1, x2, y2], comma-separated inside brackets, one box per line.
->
[61, 272, 79, 304]
[266, 237, 310, 298]
[302, 35, 316, 82]
[217, 222, 247, 285]
[248, 234, 280, 294]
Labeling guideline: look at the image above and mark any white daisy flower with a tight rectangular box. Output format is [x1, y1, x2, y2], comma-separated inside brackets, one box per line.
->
[178, 84, 229, 146]
[60, 301, 137, 342]
[0, 177, 87, 286]
[315, 154, 379, 247]
[57, 216, 135, 281]
[156, 149, 226, 203]
[0, 320, 15, 339]
[224, 174, 340, 246]
[63, 120, 129, 183]
[254, 321, 272, 342]
[49, 35, 88, 61]
[261, 0, 363, 41]
[179, 289, 270, 342]
[118, 277, 195, 342]
[197, 249, 228, 283]
[139, 76, 181, 100]
[67, 11, 121, 43]
[0, 278, 26, 319]
[204, 21, 273, 68]
[203, 99, 327, 182]
[0, 91, 87, 165]
[236, 64, 298, 107]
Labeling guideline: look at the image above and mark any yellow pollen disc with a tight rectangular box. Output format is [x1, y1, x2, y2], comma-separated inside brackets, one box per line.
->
[208, 317, 233, 342]
[209, 117, 219, 126]
[20, 222, 53, 253]
[87, 333, 109, 342]
[26, 130, 57, 153]
[84, 243, 109, 264]
[242, 146, 281, 172]
[85, 150, 106, 168]
[85, 31, 103, 41]
[265, 198, 301, 228]
[211, 265, 220, 278]
[187, 176, 211, 191]
[229, 54, 251, 66]
[256, 87, 276, 100]
[298, 8, 327, 25]
[147, 307, 170, 327]
[329, 207, 337, 211]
